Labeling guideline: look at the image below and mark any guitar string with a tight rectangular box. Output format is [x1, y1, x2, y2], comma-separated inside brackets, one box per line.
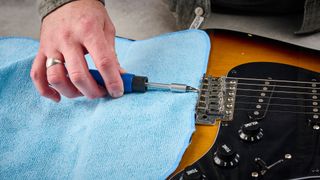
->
[235, 90, 319, 114]
[235, 101, 318, 108]
[234, 92, 319, 113]
[234, 99, 319, 113]
[201, 88, 319, 97]
[202, 87, 319, 100]
[233, 108, 319, 115]
[201, 77, 319, 113]
[203, 82, 319, 90]
[200, 104, 319, 114]
[235, 88, 320, 96]
[203, 82, 319, 94]
[224, 76, 320, 85]
[235, 94, 319, 102]
[202, 88, 319, 101]
[233, 106, 319, 114]
[202, 95, 319, 112]
[238, 82, 319, 113]
[201, 83, 319, 96]
[201, 91, 319, 109]
[235, 82, 320, 90]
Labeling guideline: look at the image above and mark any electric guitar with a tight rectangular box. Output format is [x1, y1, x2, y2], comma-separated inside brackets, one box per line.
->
[170, 29, 320, 180]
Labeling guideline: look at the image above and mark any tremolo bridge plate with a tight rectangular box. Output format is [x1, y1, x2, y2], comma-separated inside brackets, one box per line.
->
[195, 75, 237, 125]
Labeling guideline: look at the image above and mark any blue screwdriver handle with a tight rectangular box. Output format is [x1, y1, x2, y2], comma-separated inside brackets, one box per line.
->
[89, 69, 148, 93]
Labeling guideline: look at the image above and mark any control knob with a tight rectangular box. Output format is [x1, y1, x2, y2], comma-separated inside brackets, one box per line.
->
[238, 121, 263, 142]
[182, 166, 206, 180]
[213, 144, 240, 168]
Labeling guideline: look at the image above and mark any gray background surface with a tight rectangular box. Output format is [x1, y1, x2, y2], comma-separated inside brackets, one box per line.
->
[1, 0, 319, 49]
[0, 0, 177, 40]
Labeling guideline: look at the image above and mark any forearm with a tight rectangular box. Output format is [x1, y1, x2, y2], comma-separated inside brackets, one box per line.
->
[37, 0, 105, 20]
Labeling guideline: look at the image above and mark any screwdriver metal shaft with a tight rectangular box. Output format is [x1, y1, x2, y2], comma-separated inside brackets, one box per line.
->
[146, 82, 199, 93]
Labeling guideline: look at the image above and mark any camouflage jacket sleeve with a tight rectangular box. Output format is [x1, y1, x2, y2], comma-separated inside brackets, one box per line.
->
[37, 0, 105, 20]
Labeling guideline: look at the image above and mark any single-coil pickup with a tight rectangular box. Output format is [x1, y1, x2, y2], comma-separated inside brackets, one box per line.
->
[248, 78, 274, 121]
[308, 78, 320, 130]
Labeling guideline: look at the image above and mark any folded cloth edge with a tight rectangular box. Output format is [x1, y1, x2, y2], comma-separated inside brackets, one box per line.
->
[160, 30, 211, 179]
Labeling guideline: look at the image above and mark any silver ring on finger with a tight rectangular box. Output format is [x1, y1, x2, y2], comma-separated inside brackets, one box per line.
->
[46, 58, 64, 69]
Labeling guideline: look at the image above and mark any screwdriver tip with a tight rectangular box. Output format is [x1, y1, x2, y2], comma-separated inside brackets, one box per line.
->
[186, 86, 199, 93]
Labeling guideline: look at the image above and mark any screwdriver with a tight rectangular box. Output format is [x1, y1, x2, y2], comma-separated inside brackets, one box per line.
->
[89, 70, 199, 93]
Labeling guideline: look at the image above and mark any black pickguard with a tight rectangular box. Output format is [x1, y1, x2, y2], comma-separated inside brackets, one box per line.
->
[172, 62, 320, 180]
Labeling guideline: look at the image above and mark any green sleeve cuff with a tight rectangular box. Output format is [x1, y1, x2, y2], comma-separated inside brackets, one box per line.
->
[38, 0, 105, 20]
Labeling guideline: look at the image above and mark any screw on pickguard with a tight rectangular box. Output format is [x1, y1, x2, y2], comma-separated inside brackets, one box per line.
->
[251, 154, 292, 179]
[307, 78, 320, 130]
[247, 77, 275, 121]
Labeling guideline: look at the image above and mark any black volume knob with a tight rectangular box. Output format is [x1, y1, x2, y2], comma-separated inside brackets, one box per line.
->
[238, 121, 263, 142]
[213, 144, 240, 167]
[182, 166, 206, 180]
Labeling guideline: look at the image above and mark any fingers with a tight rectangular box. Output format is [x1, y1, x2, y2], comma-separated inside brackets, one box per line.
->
[61, 42, 107, 99]
[32, 0, 119, 101]
[84, 28, 124, 98]
[31, 46, 107, 101]
[30, 52, 61, 102]
[46, 51, 82, 98]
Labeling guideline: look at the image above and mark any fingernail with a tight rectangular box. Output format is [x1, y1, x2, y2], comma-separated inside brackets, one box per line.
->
[51, 98, 60, 103]
[110, 90, 124, 98]
[51, 91, 61, 102]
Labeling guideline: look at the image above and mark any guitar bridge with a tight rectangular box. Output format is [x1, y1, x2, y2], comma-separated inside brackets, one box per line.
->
[195, 75, 237, 125]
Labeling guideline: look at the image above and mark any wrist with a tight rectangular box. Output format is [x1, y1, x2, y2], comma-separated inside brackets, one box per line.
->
[38, 0, 105, 21]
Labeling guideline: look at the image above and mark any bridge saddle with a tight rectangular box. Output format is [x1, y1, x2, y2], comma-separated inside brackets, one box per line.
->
[195, 75, 237, 125]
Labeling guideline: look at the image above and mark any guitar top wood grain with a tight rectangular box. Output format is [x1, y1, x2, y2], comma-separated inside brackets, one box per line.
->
[172, 29, 320, 176]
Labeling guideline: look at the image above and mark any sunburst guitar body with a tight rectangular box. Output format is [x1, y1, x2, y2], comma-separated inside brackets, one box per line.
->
[170, 29, 320, 180]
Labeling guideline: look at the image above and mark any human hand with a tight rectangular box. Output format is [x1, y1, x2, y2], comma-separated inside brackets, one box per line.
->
[30, 0, 124, 102]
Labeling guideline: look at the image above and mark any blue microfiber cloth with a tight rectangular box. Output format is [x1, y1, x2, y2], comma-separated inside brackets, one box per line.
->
[0, 30, 210, 179]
